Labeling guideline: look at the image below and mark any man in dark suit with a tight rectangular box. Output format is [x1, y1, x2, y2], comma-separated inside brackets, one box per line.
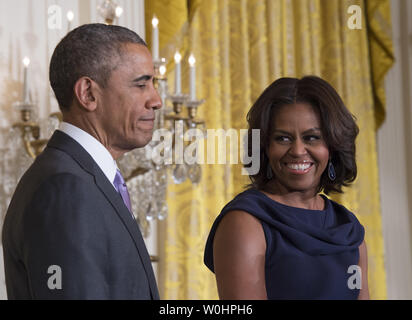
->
[2, 23, 162, 299]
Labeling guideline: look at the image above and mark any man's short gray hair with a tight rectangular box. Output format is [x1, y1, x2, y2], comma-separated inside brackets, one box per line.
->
[49, 23, 146, 110]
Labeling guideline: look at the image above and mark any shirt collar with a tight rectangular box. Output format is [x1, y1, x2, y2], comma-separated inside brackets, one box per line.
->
[58, 122, 118, 188]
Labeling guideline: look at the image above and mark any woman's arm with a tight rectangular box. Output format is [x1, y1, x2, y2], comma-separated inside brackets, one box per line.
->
[213, 210, 267, 299]
[357, 240, 370, 300]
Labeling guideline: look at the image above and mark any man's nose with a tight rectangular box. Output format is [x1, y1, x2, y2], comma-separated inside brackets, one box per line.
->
[148, 85, 162, 110]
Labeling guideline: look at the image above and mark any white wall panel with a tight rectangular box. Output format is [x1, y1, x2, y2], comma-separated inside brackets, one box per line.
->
[378, 0, 412, 300]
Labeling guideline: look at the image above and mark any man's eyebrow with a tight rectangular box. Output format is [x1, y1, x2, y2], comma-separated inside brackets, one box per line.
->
[132, 75, 152, 82]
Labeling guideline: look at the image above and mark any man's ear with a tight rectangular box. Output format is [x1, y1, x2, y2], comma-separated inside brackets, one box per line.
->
[73, 77, 99, 112]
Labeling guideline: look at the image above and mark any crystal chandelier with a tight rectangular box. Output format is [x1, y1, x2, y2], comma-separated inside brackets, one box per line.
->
[8, 1, 206, 238]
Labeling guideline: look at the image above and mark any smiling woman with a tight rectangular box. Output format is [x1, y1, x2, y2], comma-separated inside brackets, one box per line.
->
[246, 76, 359, 197]
[204, 76, 369, 300]
[267, 103, 330, 197]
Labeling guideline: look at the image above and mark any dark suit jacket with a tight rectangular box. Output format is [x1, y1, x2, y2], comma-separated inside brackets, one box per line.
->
[2, 130, 159, 299]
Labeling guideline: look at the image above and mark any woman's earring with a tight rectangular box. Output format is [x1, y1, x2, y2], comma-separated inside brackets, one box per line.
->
[267, 165, 273, 180]
[328, 161, 336, 181]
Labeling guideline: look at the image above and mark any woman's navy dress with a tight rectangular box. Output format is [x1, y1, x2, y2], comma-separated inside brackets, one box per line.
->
[204, 188, 365, 299]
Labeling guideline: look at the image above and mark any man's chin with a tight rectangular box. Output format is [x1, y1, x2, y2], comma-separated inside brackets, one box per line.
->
[132, 135, 154, 149]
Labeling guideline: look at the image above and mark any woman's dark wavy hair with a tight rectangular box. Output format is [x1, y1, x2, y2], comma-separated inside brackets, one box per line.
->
[245, 76, 359, 195]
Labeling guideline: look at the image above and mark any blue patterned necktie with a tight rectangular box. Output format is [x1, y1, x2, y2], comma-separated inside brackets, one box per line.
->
[113, 169, 133, 217]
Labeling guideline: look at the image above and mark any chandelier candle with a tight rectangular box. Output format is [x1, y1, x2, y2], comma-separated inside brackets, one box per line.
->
[22, 57, 30, 104]
[159, 65, 167, 105]
[152, 16, 159, 61]
[189, 54, 196, 101]
[174, 51, 182, 94]
[115, 6, 123, 19]
[67, 11, 74, 33]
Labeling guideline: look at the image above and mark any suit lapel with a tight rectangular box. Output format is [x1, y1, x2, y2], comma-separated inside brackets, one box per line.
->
[47, 130, 159, 299]
[93, 173, 159, 299]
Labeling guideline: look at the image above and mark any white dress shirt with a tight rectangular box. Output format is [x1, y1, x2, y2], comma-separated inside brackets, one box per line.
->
[58, 122, 118, 189]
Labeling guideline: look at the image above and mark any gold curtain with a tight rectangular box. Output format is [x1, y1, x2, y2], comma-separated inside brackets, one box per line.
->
[146, 0, 394, 300]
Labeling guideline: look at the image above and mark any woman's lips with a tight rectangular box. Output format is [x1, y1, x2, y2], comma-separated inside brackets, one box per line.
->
[284, 162, 314, 175]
